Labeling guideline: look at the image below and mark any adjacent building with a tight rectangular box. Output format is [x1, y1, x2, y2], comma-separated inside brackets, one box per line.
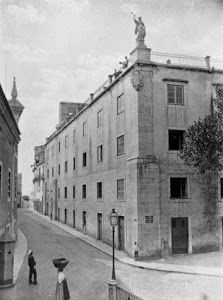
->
[34, 43, 223, 259]
[31, 145, 45, 213]
[0, 78, 24, 286]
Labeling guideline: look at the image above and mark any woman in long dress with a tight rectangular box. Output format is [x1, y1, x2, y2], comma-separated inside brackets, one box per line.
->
[55, 267, 70, 300]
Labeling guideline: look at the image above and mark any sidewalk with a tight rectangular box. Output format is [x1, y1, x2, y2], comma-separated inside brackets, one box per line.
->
[14, 209, 223, 288]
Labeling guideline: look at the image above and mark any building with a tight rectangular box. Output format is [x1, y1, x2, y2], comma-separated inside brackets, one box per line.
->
[0, 79, 23, 286]
[35, 40, 223, 259]
[0, 78, 24, 239]
[31, 145, 45, 213]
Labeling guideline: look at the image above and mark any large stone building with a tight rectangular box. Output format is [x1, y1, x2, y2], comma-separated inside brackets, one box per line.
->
[0, 78, 24, 239]
[35, 41, 223, 259]
[0, 79, 23, 286]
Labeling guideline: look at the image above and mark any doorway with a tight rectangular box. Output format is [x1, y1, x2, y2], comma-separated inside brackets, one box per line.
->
[171, 217, 188, 254]
[222, 217, 223, 247]
[97, 213, 102, 241]
[118, 216, 125, 251]
[64, 209, 67, 224]
[83, 211, 86, 234]
[73, 210, 75, 228]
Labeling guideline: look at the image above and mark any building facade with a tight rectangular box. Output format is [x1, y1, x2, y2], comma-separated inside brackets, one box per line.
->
[0, 79, 23, 240]
[36, 44, 223, 259]
[31, 145, 45, 213]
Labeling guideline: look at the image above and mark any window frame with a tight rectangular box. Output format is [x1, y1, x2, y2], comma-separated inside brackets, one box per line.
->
[117, 179, 125, 199]
[73, 185, 76, 199]
[83, 152, 87, 167]
[97, 109, 103, 128]
[97, 182, 102, 199]
[73, 157, 76, 170]
[97, 145, 103, 163]
[82, 184, 86, 199]
[73, 129, 76, 143]
[168, 129, 185, 151]
[83, 121, 87, 137]
[117, 135, 125, 156]
[65, 135, 68, 148]
[65, 161, 68, 173]
[167, 84, 184, 105]
[117, 93, 124, 115]
[170, 177, 188, 199]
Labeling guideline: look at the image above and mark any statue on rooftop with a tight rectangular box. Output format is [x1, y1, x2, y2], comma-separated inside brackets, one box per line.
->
[132, 13, 146, 41]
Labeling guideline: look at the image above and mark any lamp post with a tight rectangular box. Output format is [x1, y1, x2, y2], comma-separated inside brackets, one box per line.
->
[109, 208, 119, 280]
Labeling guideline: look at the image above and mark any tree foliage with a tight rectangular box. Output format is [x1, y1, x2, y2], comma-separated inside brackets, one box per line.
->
[180, 111, 223, 173]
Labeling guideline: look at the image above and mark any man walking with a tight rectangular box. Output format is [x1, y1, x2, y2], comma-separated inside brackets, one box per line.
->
[28, 249, 38, 285]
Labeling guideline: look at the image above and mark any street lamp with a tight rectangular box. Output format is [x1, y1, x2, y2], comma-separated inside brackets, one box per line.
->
[109, 208, 119, 280]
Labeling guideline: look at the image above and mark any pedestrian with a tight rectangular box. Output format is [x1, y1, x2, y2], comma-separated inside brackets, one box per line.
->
[134, 242, 139, 261]
[55, 267, 70, 300]
[28, 249, 38, 285]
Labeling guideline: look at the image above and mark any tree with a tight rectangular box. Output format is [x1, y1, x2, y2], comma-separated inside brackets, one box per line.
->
[180, 111, 223, 174]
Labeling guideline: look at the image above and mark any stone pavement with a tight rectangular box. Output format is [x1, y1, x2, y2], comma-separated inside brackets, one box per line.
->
[14, 209, 223, 287]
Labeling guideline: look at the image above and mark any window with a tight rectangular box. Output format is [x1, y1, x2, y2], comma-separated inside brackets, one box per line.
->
[97, 110, 103, 128]
[52, 167, 54, 177]
[167, 84, 184, 105]
[73, 129, 76, 143]
[117, 179, 124, 199]
[47, 169, 49, 179]
[97, 145, 103, 163]
[65, 135, 68, 148]
[52, 145, 55, 156]
[117, 135, 125, 156]
[73, 186, 75, 199]
[64, 187, 67, 199]
[83, 121, 87, 136]
[0, 164, 2, 199]
[58, 164, 60, 175]
[117, 94, 124, 115]
[8, 169, 11, 198]
[170, 178, 188, 199]
[58, 188, 60, 199]
[83, 152, 87, 167]
[82, 184, 86, 199]
[97, 182, 102, 198]
[221, 178, 223, 198]
[65, 161, 68, 173]
[169, 130, 185, 151]
[58, 141, 61, 152]
[73, 157, 76, 170]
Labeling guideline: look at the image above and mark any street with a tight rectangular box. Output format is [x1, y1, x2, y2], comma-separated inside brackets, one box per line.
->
[0, 210, 223, 299]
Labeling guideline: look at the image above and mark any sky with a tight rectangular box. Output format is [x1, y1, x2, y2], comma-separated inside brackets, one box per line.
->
[0, 0, 223, 195]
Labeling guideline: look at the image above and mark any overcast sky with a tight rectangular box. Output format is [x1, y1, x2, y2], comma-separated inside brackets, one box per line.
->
[0, 0, 223, 195]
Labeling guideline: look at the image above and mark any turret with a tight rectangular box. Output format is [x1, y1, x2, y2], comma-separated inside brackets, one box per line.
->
[8, 77, 24, 124]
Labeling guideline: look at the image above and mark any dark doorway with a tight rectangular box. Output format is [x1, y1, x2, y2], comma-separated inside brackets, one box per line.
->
[97, 213, 102, 241]
[83, 211, 86, 234]
[118, 216, 125, 251]
[64, 209, 67, 224]
[172, 217, 188, 254]
[222, 217, 223, 247]
[58, 208, 60, 221]
[73, 210, 75, 228]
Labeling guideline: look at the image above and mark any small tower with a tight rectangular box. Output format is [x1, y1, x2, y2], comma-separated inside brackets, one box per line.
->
[8, 77, 24, 124]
